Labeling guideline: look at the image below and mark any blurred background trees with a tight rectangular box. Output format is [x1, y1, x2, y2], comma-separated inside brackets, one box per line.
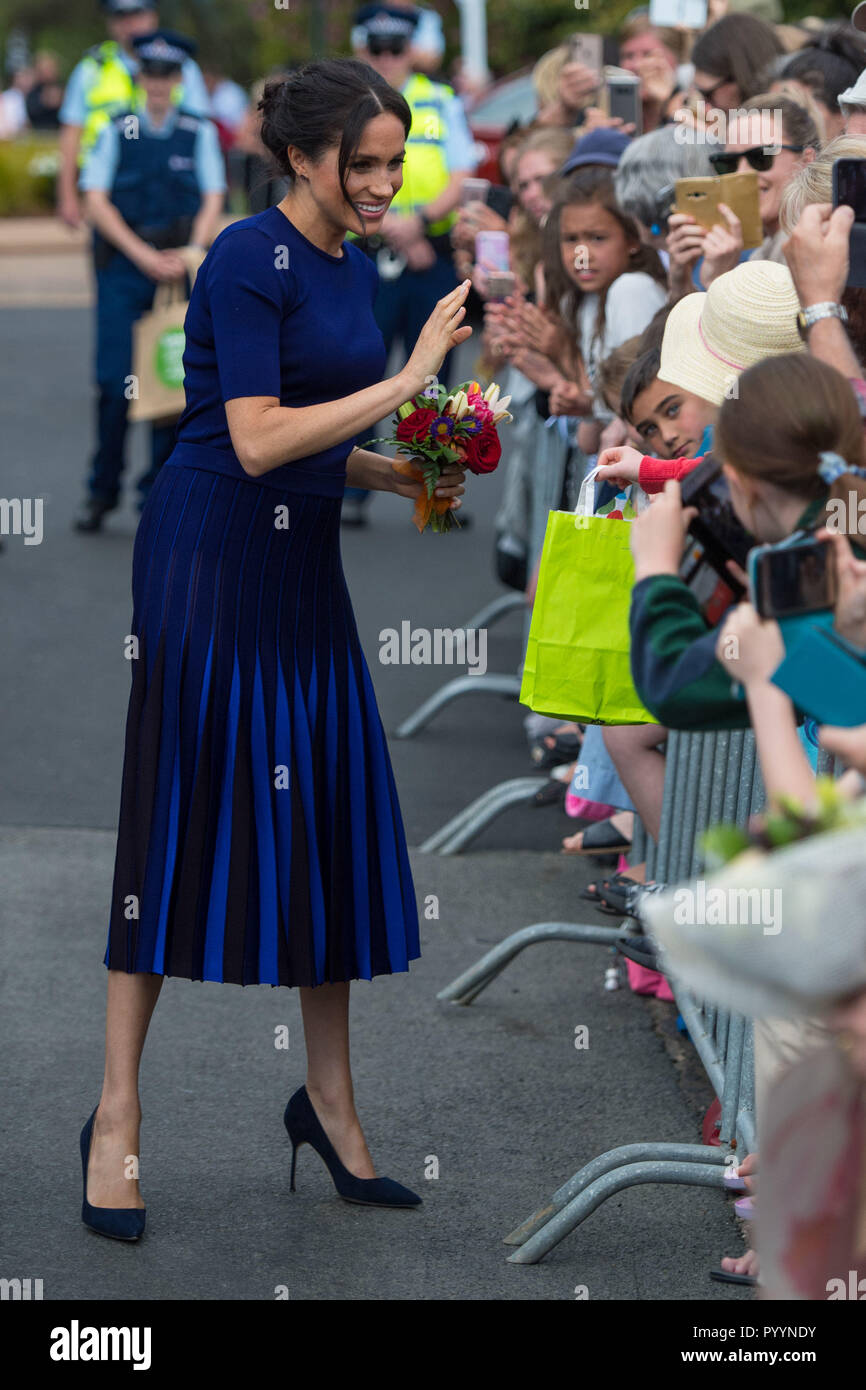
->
[3, 0, 857, 85]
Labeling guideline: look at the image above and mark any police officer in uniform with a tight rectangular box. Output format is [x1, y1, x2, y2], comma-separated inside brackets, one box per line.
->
[74, 30, 225, 531]
[342, 2, 478, 524]
[57, 0, 210, 231]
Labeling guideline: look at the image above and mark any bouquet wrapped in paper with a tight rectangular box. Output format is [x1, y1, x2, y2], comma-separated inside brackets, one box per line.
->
[362, 379, 512, 533]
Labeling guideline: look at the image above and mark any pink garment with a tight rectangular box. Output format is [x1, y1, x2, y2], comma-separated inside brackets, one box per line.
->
[565, 795, 618, 820]
[625, 956, 675, 1001]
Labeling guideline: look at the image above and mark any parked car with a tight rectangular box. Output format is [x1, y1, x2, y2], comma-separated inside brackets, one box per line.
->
[468, 69, 538, 183]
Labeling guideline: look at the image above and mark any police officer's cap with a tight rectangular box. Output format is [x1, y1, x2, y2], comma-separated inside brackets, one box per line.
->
[132, 29, 196, 74]
[100, 0, 155, 16]
[354, 4, 420, 45]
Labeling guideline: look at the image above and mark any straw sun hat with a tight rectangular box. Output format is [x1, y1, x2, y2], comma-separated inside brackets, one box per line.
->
[659, 261, 805, 408]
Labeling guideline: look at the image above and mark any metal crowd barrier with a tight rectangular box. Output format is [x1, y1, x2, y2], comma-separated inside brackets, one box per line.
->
[437, 727, 768, 1264]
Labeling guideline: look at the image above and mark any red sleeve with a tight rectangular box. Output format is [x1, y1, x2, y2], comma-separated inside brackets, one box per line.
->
[638, 454, 704, 493]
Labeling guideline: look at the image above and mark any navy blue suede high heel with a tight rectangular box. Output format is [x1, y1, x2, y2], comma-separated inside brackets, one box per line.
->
[284, 1086, 421, 1208]
[80, 1107, 146, 1241]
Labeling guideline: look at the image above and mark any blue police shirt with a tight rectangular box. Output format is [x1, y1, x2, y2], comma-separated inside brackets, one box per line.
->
[80, 106, 226, 195]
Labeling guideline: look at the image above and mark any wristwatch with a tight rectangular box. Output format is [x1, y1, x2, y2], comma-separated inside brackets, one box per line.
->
[796, 301, 849, 339]
[418, 208, 434, 236]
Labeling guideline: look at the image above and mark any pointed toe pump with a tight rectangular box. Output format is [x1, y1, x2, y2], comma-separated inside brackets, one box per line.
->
[80, 1107, 146, 1241]
[284, 1086, 422, 1209]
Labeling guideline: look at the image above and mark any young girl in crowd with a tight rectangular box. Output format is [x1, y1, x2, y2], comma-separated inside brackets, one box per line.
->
[540, 166, 669, 446]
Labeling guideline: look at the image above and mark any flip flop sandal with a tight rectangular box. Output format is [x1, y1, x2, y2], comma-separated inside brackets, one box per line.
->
[562, 819, 632, 860]
[709, 1269, 758, 1287]
[598, 881, 667, 919]
[532, 779, 567, 807]
[578, 872, 636, 905]
[615, 932, 661, 972]
[530, 730, 583, 770]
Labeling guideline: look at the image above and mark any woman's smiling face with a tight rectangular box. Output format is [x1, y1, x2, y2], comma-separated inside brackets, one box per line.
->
[297, 111, 407, 235]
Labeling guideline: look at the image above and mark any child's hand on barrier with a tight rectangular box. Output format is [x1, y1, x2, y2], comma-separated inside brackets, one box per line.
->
[715, 602, 785, 685]
[630, 478, 696, 580]
[818, 722, 866, 775]
[596, 444, 643, 488]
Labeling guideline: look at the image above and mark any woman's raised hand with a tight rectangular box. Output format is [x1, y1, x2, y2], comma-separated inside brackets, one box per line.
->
[404, 280, 473, 394]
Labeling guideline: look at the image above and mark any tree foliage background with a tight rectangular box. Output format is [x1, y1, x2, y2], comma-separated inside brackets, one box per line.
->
[2, 0, 857, 85]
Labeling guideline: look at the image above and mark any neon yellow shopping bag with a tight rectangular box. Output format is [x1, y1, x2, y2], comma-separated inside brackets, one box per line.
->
[519, 471, 658, 726]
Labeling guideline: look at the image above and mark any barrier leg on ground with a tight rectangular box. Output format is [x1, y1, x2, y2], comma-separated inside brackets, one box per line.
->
[419, 776, 553, 854]
[504, 1142, 728, 1246]
[394, 672, 522, 738]
[505, 1158, 727, 1264]
[436, 920, 623, 1004]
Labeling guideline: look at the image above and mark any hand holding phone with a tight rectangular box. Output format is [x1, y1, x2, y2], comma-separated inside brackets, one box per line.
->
[782, 202, 851, 306]
[748, 537, 837, 621]
[459, 178, 490, 209]
[603, 67, 642, 136]
[832, 157, 866, 288]
[675, 173, 762, 249]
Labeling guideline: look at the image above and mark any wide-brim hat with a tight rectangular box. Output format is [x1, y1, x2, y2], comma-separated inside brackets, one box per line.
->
[643, 821, 866, 1019]
[839, 67, 866, 113]
[659, 260, 805, 408]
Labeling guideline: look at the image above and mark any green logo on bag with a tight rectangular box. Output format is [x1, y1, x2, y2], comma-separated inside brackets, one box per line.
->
[154, 327, 186, 388]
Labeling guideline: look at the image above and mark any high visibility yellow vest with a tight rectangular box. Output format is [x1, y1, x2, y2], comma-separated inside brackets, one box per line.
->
[388, 72, 457, 236]
[77, 41, 181, 164]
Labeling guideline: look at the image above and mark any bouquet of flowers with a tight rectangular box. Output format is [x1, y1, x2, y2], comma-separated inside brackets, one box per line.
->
[362, 379, 512, 533]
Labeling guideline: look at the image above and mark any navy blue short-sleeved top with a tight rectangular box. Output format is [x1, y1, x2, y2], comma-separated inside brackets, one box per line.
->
[169, 204, 386, 497]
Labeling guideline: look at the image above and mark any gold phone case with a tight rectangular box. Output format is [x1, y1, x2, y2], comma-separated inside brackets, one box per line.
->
[674, 172, 763, 249]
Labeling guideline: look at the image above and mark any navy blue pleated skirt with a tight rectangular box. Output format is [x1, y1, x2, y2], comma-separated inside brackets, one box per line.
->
[104, 461, 421, 987]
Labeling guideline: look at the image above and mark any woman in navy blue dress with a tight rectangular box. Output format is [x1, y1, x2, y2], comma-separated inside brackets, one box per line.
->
[79, 57, 473, 1237]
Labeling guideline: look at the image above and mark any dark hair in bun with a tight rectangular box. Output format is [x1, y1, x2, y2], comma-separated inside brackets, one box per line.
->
[258, 57, 411, 230]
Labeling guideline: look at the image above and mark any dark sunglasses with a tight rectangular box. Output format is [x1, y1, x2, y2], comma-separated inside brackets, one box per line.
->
[367, 36, 409, 56]
[693, 78, 732, 106]
[709, 144, 805, 175]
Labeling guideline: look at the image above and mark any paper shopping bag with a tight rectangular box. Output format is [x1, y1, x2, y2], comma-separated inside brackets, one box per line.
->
[519, 500, 657, 726]
[128, 247, 203, 423]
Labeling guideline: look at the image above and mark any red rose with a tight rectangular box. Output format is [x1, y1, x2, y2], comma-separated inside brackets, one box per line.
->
[395, 407, 437, 445]
[465, 422, 501, 475]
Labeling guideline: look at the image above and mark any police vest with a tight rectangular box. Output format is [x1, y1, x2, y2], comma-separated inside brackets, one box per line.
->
[77, 40, 182, 163]
[389, 72, 457, 236]
[109, 108, 202, 232]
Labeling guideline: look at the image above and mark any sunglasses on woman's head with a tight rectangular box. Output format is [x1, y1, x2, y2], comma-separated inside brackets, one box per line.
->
[693, 78, 732, 105]
[709, 145, 805, 176]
